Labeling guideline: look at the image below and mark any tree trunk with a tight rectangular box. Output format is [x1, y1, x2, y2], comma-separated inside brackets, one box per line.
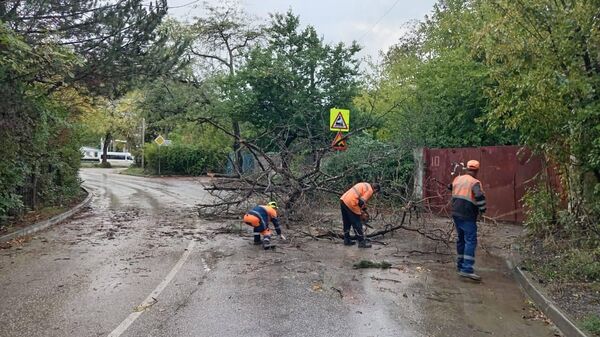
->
[232, 120, 243, 174]
[102, 132, 112, 165]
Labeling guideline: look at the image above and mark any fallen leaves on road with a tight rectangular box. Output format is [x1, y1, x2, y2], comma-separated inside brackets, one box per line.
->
[522, 300, 552, 324]
[133, 297, 158, 312]
[0, 236, 32, 249]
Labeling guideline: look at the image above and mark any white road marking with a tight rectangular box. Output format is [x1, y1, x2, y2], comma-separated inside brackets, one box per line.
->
[107, 240, 198, 337]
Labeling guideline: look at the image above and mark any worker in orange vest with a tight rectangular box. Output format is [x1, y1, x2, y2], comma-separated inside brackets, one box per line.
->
[449, 160, 486, 281]
[340, 182, 380, 248]
[243, 201, 285, 250]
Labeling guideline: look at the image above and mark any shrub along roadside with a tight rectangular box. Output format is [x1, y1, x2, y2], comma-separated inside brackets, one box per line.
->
[143, 143, 227, 176]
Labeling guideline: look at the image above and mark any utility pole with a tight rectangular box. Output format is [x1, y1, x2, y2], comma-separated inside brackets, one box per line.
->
[141, 118, 145, 170]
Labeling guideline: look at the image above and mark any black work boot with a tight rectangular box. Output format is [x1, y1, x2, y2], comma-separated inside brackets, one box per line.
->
[358, 240, 372, 248]
[262, 237, 272, 250]
[343, 232, 355, 246]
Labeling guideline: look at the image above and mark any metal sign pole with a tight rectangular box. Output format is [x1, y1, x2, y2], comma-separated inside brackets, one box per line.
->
[158, 144, 161, 176]
[141, 118, 145, 170]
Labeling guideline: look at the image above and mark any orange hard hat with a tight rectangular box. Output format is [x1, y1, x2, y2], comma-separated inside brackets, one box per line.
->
[467, 160, 480, 170]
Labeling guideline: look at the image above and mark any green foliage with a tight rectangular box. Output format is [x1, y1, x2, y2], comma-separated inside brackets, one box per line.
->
[472, 0, 600, 230]
[230, 11, 361, 154]
[144, 143, 227, 175]
[530, 247, 600, 283]
[522, 184, 559, 238]
[0, 23, 82, 221]
[323, 135, 414, 193]
[563, 249, 600, 283]
[356, 5, 518, 149]
[1, 1, 180, 221]
[581, 314, 600, 336]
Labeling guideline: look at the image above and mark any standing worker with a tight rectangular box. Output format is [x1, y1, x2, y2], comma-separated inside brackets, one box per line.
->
[243, 202, 285, 250]
[449, 160, 486, 281]
[340, 182, 380, 248]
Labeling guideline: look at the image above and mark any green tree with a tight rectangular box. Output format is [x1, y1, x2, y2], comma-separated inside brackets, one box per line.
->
[231, 11, 361, 167]
[0, 1, 186, 219]
[0, 24, 82, 219]
[356, 2, 517, 149]
[473, 0, 600, 240]
[187, 1, 264, 172]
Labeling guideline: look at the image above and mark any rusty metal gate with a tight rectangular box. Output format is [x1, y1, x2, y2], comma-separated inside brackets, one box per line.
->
[420, 146, 553, 223]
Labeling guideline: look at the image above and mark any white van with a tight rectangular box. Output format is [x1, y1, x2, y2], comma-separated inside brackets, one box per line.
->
[81, 147, 100, 162]
[100, 152, 135, 167]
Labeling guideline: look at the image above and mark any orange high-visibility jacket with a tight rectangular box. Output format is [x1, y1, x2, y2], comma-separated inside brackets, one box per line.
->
[340, 182, 374, 215]
[451, 174, 482, 204]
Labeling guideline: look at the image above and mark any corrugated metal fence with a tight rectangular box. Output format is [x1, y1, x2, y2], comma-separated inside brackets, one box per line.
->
[417, 146, 555, 223]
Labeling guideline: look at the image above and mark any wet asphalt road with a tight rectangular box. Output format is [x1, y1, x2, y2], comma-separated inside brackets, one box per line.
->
[0, 169, 560, 337]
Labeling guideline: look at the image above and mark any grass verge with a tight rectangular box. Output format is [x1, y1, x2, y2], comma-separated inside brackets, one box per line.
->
[581, 314, 600, 336]
[119, 167, 150, 177]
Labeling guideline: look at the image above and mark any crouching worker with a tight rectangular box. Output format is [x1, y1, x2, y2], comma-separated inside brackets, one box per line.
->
[243, 202, 285, 250]
[340, 182, 380, 248]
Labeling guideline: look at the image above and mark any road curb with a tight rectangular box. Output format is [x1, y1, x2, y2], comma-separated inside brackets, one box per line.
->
[506, 259, 590, 337]
[0, 185, 93, 243]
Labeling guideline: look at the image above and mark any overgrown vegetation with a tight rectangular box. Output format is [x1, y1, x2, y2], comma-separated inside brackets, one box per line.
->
[0, 0, 184, 224]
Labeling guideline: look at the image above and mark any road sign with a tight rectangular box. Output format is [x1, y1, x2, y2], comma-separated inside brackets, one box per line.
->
[154, 135, 165, 146]
[331, 131, 347, 151]
[329, 108, 350, 132]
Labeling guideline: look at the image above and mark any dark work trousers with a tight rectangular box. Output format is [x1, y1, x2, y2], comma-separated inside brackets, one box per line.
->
[453, 216, 478, 273]
[340, 201, 365, 242]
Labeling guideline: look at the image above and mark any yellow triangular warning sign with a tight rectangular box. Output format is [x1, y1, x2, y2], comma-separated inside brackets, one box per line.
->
[331, 112, 348, 130]
[329, 108, 350, 131]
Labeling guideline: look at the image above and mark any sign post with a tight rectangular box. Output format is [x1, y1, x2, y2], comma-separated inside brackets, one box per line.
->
[154, 135, 165, 175]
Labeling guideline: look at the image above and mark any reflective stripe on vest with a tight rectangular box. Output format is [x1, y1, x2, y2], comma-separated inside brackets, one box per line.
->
[451, 175, 480, 205]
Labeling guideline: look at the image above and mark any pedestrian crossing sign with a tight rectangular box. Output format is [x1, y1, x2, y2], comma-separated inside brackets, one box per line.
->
[329, 108, 350, 132]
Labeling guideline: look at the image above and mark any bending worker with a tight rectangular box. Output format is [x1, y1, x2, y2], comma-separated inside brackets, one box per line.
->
[340, 182, 380, 248]
[449, 160, 486, 281]
[243, 202, 284, 250]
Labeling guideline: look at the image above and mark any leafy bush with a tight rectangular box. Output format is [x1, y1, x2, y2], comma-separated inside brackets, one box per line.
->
[522, 184, 559, 238]
[144, 143, 227, 175]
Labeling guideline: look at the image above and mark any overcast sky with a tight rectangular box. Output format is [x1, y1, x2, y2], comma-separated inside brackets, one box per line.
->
[167, 0, 438, 60]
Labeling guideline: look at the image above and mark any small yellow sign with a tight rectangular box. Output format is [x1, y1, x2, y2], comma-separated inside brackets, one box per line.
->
[154, 135, 165, 146]
[329, 108, 350, 132]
